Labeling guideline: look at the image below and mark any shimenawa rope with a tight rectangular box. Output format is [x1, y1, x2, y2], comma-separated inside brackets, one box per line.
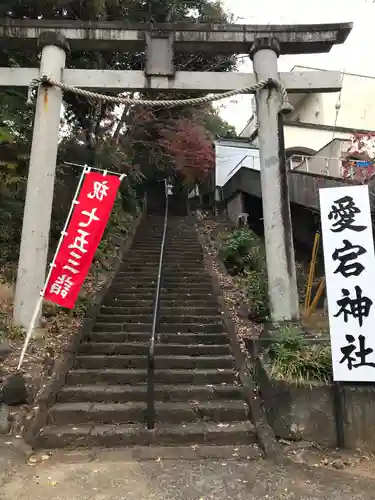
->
[26, 74, 293, 110]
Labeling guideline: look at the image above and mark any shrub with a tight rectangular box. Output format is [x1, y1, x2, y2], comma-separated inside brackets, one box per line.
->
[219, 228, 269, 319]
[245, 271, 269, 319]
[267, 325, 332, 383]
[218, 228, 260, 275]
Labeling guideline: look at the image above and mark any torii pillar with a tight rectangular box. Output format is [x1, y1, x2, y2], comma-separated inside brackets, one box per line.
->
[13, 32, 70, 327]
[250, 37, 299, 322]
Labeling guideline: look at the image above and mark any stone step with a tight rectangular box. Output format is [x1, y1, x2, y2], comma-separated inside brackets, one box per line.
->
[109, 286, 214, 295]
[159, 286, 214, 292]
[133, 239, 199, 244]
[110, 283, 213, 291]
[130, 256, 203, 262]
[102, 299, 218, 308]
[116, 267, 207, 281]
[127, 250, 202, 257]
[66, 368, 237, 386]
[165, 245, 202, 249]
[92, 322, 152, 332]
[121, 260, 202, 266]
[79, 342, 230, 356]
[124, 251, 200, 257]
[123, 263, 203, 268]
[105, 293, 215, 302]
[75, 355, 234, 370]
[136, 228, 194, 233]
[111, 280, 212, 290]
[85, 332, 229, 344]
[133, 236, 198, 241]
[136, 231, 196, 236]
[134, 249, 202, 255]
[161, 273, 208, 278]
[49, 400, 249, 425]
[131, 235, 163, 239]
[95, 315, 223, 325]
[92, 323, 224, 333]
[123, 258, 203, 265]
[37, 421, 256, 449]
[132, 247, 200, 253]
[118, 268, 205, 274]
[113, 274, 159, 280]
[132, 232, 163, 235]
[131, 241, 199, 245]
[97, 314, 159, 324]
[121, 259, 202, 265]
[99, 306, 220, 315]
[159, 320, 224, 333]
[131, 238, 162, 242]
[57, 384, 244, 403]
[162, 254, 203, 259]
[115, 273, 208, 281]
[109, 285, 158, 292]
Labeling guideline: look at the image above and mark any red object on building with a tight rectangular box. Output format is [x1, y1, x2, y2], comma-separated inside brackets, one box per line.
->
[44, 171, 121, 308]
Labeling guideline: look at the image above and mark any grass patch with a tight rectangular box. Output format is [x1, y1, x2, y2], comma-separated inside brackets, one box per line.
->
[218, 228, 265, 275]
[218, 228, 269, 320]
[267, 324, 332, 384]
[234, 270, 269, 321]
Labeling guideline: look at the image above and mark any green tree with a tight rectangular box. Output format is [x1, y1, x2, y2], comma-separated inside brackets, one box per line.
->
[0, 88, 33, 271]
[202, 106, 237, 138]
[0, 0, 237, 267]
[2, 0, 236, 161]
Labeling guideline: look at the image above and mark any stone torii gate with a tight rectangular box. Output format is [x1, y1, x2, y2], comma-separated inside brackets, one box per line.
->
[0, 19, 352, 327]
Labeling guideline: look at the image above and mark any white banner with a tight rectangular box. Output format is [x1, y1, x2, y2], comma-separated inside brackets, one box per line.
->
[320, 185, 375, 382]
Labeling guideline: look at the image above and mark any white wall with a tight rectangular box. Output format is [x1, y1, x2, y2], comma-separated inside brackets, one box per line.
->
[292, 66, 375, 131]
[288, 93, 326, 125]
[283, 125, 351, 153]
[241, 69, 375, 151]
[214, 143, 260, 187]
[294, 138, 359, 178]
[249, 125, 351, 155]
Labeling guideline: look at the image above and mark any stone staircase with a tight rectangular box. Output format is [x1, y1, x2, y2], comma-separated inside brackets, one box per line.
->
[37, 215, 255, 449]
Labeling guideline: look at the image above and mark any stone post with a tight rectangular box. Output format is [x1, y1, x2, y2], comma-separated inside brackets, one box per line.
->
[250, 38, 299, 321]
[14, 32, 70, 328]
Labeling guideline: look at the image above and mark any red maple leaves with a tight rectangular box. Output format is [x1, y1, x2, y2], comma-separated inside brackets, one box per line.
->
[159, 118, 215, 183]
[342, 132, 375, 183]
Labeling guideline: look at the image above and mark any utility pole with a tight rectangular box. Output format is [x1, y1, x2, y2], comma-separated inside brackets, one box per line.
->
[13, 32, 70, 328]
[250, 38, 299, 321]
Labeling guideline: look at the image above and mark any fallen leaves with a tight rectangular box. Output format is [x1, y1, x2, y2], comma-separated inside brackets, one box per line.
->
[196, 220, 262, 352]
[0, 238, 126, 438]
[28, 451, 52, 465]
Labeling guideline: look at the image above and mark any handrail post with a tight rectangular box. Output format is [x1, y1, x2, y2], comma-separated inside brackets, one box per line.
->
[147, 178, 169, 430]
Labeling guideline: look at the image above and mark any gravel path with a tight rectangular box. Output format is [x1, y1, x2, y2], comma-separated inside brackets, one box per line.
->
[1, 440, 375, 500]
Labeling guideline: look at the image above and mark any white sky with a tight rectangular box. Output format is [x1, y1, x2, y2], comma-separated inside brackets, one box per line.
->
[217, 0, 375, 133]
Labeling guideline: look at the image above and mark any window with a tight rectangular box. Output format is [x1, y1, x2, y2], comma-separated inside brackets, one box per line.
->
[290, 155, 304, 170]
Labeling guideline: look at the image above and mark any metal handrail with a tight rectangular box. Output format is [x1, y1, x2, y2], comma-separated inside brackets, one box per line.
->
[147, 178, 169, 430]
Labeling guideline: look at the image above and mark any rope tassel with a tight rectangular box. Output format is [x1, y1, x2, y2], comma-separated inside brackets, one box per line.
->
[26, 74, 293, 111]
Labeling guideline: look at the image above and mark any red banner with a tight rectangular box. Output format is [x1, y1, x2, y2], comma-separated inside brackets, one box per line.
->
[44, 171, 121, 308]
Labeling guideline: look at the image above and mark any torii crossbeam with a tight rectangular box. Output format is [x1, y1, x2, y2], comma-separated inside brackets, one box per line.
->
[0, 20, 352, 327]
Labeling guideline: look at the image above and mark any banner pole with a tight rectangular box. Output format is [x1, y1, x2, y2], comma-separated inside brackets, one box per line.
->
[17, 166, 90, 370]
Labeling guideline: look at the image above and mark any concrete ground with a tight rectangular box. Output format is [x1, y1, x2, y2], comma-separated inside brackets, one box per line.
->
[1, 438, 375, 500]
